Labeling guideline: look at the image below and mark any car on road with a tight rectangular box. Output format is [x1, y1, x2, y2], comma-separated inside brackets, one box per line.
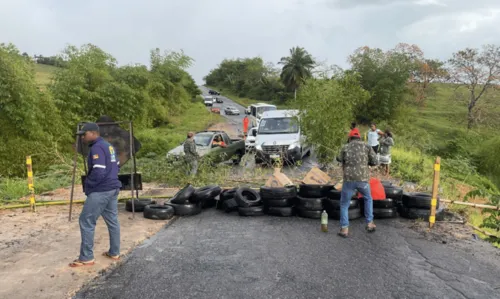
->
[166, 130, 245, 165]
[203, 96, 215, 106]
[224, 106, 240, 115]
[208, 89, 220, 95]
[254, 109, 310, 164]
[215, 97, 223, 103]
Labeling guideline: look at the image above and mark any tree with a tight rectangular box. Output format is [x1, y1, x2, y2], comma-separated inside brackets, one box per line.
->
[348, 45, 414, 122]
[295, 72, 369, 163]
[411, 59, 447, 106]
[278, 47, 316, 100]
[448, 44, 500, 129]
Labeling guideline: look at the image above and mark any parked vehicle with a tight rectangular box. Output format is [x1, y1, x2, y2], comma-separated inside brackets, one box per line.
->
[245, 127, 257, 152]
[246, 103, 277, 127]
[211, 107, 220, 114]
[215, 97, 223, 103]
[224, 106, 240, 115]
[209, 89, 220, 95]
[167, 131, 245, 164]
[254, 110, 310, 164]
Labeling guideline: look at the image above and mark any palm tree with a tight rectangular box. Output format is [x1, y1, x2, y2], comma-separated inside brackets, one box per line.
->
[278, 47, 316, 100]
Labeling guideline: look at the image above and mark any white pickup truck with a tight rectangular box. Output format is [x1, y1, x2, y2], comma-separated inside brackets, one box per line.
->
[203, 96, 215, 106]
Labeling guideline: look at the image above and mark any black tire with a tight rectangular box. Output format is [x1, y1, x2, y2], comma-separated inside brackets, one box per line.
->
[222, 198, 239, 213]
[190, 185, 222, 204]
[262, 197, 295, 207]
[373, 207, 398, 219]
[296, 196, 324, 211]
[371, 198, 395, 209]
[238, 205, 265, 216]
[143, 204, 175, 220]
[220, 188, 238, 201]
[260, 185, 297, 200]
[125, 198, 156, 212]
[165, 202, 202, 216]
[398, 206, 445, 221]
[235, 187, 262, 207]
[326, 189, 342, 200]
[170, 184, 196, 204]
[298, 184, 334, 198]
[264, 206, 294, 217]
[402, 192, 439, 209]
[384, 186, 403, 200]
[296, 207, 322, 219]
[201, 197, 217, 209]
[323, 198, 359, 210]
[381, 180, 393, 187]
[328, 208, 362, 220]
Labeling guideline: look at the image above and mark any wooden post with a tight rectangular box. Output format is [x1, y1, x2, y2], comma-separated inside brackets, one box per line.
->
[26, 156, 36, 212]
[429, 157, 441, 228]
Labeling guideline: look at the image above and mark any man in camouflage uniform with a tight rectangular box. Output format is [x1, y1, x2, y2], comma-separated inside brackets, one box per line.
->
[337, 128, 378, 237]
[183, 132, 198, 176]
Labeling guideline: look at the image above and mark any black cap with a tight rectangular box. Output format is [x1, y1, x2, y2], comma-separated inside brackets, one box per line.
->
[76, 122, 100, 135]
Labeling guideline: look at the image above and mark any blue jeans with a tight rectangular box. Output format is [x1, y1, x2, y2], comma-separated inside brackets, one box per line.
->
[340, 181, 373, 228]
[79, 189, 120, 261]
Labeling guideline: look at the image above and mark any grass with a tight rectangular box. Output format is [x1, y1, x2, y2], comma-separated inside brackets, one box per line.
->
[34, 64, 58, 88]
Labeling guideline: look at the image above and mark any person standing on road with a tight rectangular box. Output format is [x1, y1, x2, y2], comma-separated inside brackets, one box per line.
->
[367, 123, 383, 153]
[243, 115, 249, 138]
[337, 129, 378, 238]
[184, 132, 198, 176]
[378, 129, 394, 176]
[70, 123, 122, 267]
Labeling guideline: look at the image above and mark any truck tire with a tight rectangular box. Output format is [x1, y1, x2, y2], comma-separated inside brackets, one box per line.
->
[402, 193, 439, 209]
[264, 206, 294, 217]
[170, 184, 196, 204]
[260, 185, 297, 200]
[398, 206, 444, 221]
[326, 190, 342, 200]
[328, 208, 362, 220]
[238, 205, 265, 216]
[126, 198, 156, 212]
[143, 204, 175, 220]
[190, 185, 222, 204]
[222, 198, 239, 213]
[298, 184, 335, 198]
[323, 198, 359, 210]
[296, 207, 322, 219]
[165, 203, 202, 216]
[235, 187, 262, 207]
[262, 198, 295, 207]
[296, 196, 324, 211]
[373, 207, 398, 219]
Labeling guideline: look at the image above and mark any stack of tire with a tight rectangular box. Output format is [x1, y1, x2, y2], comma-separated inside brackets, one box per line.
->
[217, 187, 264, 216]
[295, 184, 334, 219]
[166, 184, 222, 216]
[398, 192, 444, 221]
[125, 198, 175, 221]
[260, 185, 297, 217]
[323, 189, 362, 220]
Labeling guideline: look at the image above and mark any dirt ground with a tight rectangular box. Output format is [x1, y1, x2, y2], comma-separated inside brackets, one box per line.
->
[0, 187, 177, 299]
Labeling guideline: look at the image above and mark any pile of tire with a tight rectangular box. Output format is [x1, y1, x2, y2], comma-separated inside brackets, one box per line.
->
[218, 187, 264, 216]
[260, 185, 297, 217]
[398, 192, 444, 221]
[323, 189, 362, 220]
[125, 198, 175, 221]
[295, 184, 334, 219]
[165, 184, 222, 217]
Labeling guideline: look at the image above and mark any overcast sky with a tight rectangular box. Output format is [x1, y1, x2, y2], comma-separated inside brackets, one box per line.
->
[1, 0, 499, 84]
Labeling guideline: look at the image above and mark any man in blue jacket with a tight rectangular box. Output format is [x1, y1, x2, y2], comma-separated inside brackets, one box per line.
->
[70, 122, 122, 267]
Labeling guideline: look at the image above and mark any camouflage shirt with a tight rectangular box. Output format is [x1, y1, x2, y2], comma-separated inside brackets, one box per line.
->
[339, 139, 378, 182]
[183, 138, 198, 161]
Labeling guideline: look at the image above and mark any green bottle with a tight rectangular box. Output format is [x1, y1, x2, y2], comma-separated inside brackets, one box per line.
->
[321, 210, 328, 232]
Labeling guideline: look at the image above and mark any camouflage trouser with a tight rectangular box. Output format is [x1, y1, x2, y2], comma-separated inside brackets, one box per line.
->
[185, 159, 198, 176]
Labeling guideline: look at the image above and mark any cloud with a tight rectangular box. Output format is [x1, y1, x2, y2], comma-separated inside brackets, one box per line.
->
[0, 0, 499, 84]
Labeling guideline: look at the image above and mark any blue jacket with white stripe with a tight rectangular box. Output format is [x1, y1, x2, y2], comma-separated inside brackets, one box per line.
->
[85, 137, 122, 195]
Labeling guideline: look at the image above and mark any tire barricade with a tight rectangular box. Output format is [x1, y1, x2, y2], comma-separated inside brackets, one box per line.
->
[125, 182, 445, 223]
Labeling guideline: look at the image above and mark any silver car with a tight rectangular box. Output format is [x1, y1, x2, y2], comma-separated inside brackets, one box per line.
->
[224, 106, 240, 115]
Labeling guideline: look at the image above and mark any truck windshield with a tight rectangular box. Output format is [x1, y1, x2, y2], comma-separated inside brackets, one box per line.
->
[255, 106, 276, 117]
[258, 117, 299, 134]
[194, 133, 213, 146]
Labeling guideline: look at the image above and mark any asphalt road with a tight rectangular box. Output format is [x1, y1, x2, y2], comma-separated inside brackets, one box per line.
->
[76, 209, 500, 299]
[198, 86, 320, 173]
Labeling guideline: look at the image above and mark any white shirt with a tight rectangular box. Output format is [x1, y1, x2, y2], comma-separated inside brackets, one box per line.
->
[367, 129, 381, 146]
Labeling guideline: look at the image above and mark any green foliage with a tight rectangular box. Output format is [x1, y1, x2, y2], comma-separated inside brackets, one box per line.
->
[204, 57, 290, 103]
[295, 72, 369, 163]
[474, 136, 500, 187]
[349, 46, 415, 123]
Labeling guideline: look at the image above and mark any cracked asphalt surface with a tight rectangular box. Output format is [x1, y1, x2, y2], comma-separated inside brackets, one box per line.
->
[76, 209, 500, 299]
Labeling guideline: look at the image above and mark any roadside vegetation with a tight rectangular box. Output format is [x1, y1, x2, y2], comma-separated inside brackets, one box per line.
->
[0, 43, 221, 202]
[205, 43, 500, 243]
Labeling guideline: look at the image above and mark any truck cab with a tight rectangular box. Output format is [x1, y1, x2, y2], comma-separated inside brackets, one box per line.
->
[246, 103, 277, 128]
[203, 96, 215, 106]
[254, 110, 310, 164]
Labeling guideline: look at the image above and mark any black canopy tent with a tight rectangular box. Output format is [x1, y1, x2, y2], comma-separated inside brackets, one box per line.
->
[68, 117, 142, 221]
